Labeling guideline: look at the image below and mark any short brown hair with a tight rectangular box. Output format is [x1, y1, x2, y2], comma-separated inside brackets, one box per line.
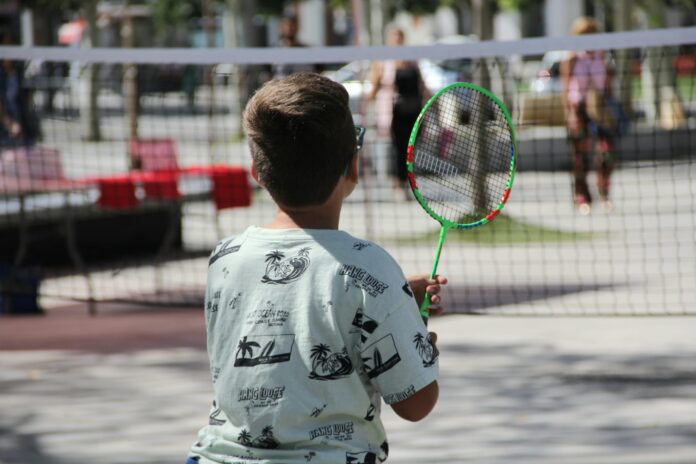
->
[243, 72, 356, 208]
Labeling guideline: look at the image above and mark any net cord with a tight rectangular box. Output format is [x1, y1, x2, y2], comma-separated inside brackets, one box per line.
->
[0, 27, 693, 65]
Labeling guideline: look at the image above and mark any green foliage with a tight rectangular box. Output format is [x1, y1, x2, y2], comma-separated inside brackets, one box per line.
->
[633, 0, 696, 27]
[151, 0, 200, 35]
[397, 0, 441, 16]
[25, 0, 90, 11]
[256, 0, 288, 16]
[394, 215, 597, 245]
[496, 0, 544, 11]
[393, 0, 544, 15]
[329, 0, 351, 8]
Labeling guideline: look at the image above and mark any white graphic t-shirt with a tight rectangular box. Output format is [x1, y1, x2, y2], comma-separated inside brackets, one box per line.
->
[188, 226, 439, 464]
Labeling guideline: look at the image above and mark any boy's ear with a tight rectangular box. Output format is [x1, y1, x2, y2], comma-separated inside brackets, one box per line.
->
[250, 159, 264, 187]
[346, 154, 359, 184]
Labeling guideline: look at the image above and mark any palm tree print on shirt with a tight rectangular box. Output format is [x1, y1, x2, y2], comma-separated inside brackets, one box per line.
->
[253, 426, 280, 449]
[346, 451, 378, 464]
[237, 429, 253, 446]
[309, 344, 354, 380]
[413, 332, 439, 367]
[261, 248, 311, 284]
[234, 334, 295, 367]
[237, 426, 279, 449]
[235, 336, 260, 361]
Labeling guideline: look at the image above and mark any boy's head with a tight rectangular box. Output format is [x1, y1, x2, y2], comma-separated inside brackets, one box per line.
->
[244, 72, 357, 208]
[279, 13, 299, 41]
[571, 17, 599, 36]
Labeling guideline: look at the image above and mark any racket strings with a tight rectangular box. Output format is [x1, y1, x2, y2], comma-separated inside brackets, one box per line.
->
[412, 86, 513, 224]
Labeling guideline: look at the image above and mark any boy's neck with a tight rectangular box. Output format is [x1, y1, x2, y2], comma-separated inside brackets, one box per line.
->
[259, 160, 356, 231]
[266, 204, 341, 230]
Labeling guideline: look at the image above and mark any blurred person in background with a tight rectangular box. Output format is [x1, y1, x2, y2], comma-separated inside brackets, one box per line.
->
[368, 27, 428, 199]
[0, 30, 39, 148]
[561, 17, 618, 215]
[273, 13, 322, 79]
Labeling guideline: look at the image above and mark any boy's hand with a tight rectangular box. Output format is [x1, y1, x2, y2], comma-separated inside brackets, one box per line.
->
[407, 274, 448, 317]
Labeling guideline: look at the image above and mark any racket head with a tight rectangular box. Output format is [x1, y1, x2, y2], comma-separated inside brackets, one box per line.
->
[406, 82, 517, 230]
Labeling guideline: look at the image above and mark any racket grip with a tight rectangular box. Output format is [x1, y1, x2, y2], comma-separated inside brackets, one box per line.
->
[419, 293, 431, 326]
[419, 226, 449, 326]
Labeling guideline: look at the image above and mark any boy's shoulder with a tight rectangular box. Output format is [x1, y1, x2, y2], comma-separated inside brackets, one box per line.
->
[208, 232, 246, 266]
[206, 227, 401, 274]
[337, 232, 398, 265]
[335, 234, 407, 296]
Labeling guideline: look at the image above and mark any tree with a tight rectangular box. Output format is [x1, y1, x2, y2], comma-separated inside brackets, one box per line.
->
[397, 0, 441, 16]
[237, 429, 252, 445]
[236, 336, 261, 359]
[634, 0, 687, 128]
[27, 0, 102, 141]
[310, 343, 331, 371]
[151, 0, 202, 39]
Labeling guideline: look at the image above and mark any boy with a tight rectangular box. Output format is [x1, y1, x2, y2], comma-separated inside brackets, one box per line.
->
[187, 72, 446, 464]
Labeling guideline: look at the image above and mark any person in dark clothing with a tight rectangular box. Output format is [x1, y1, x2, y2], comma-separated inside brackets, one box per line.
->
[369, 28, 428, 199]
[273, 13, 321, 79]
[0, 31, 39, 147]
[391, 64, 424, 185]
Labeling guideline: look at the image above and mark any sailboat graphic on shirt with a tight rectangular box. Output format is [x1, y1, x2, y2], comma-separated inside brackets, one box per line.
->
[361, 334, 401, 379]
[208, 400, 226, 426]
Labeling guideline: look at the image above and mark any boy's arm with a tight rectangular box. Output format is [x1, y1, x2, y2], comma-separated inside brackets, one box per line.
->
[367, 62, 383, 101]
[359, 272, 447, 423]
[390, 276, 446, 421]
[391, 380, 439, 422]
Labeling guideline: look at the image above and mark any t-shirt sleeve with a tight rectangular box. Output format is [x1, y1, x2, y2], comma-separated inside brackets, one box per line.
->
[359, 300, 439, 405]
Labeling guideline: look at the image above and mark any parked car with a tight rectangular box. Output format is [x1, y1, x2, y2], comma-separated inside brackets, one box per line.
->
[420, 34, 478, 88]
[520, 50, 569, 126]
[323, 35, 479, 122]
[529, 50, 568, 95]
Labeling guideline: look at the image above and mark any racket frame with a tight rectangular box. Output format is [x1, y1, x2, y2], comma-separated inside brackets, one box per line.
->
[405, 82, 518, 322]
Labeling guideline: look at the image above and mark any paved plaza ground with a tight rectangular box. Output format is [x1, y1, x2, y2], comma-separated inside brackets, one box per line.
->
[1, 302, 696, 464]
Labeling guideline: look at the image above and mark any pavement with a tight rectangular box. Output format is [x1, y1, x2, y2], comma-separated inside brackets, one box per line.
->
[1, 80, 694, 464]
[2, 302, 696, 464]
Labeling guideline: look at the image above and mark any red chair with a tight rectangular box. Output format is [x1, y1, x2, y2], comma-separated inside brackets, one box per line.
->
[0, 146, 65, 181]
[97, 175, 138, 209]
[128, 138, 179, 172]
[208, 165, 252, 210]
[128, 138, 251, 210]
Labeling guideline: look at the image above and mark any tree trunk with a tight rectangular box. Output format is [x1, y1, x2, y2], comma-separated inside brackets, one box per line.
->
[614, 0, 634, 120]
[203, 0, 217, 163]
[223, 0, 245, 136]
[122, 0, 139, 168]
[639, 0, 685, 128]
[82, 0, 101, 141]
[471, 0, 492, 89]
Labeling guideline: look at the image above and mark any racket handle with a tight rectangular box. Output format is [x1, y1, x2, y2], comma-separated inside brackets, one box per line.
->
[419, 294, 431, 326]
[419, 226, 449, 326]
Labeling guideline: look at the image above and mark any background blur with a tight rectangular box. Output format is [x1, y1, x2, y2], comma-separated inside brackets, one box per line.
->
[0, 2, 695, 463]
[0, 0, 694, 315]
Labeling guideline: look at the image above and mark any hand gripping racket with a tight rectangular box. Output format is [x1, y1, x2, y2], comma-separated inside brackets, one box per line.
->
[406, 82, 517, 324]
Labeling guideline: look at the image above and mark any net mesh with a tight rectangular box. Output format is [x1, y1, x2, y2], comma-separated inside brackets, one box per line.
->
[0, 30, 694, 316]
[411, 84, 513, 224]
